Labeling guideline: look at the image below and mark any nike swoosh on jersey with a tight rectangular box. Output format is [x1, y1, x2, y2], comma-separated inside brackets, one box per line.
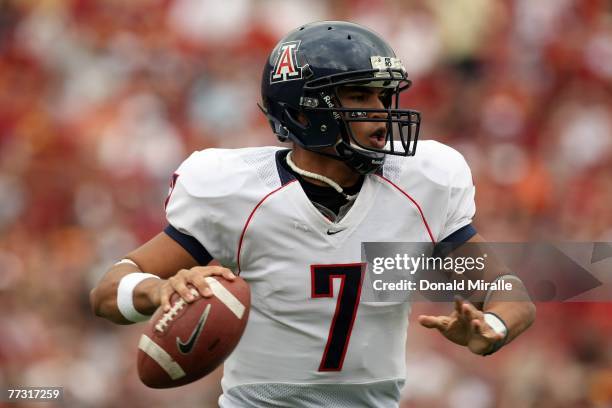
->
[326, 228, 346, 235]
[176, 303, 211, 355]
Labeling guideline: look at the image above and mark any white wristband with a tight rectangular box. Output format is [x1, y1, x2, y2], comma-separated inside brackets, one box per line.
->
[115, 258, 140, 268]
[483, 312, 508, 337]
[117, 272, 160, 322]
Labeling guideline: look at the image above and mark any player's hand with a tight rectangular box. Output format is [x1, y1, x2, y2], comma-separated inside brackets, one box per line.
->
[417, 297, 505, 355]
[152, 266, 236, 312]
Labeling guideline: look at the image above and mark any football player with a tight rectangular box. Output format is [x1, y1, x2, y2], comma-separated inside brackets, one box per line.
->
[90, 21, 535, 407]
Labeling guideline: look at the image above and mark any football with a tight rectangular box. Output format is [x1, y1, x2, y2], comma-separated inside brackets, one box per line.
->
[137, 276, 250, 388]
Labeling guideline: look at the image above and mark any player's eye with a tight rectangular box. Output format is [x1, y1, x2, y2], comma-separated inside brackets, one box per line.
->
[348, 93, 368, 102]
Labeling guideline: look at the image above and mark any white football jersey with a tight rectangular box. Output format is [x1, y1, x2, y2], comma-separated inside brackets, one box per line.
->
[164, 141, 475, 407]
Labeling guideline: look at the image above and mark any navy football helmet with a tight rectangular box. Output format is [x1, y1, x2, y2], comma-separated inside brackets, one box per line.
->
[259, 21, 421, 174]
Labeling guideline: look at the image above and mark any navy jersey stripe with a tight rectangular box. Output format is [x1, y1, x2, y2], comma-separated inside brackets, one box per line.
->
[275, 149, 297, 185]
[433, 223, 477, 257]
[164, 224, 213, 266]
[441, 223, 477, 243]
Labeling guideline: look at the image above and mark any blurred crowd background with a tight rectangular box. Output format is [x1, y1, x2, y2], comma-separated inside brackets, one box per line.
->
[1, 0, 611, 407]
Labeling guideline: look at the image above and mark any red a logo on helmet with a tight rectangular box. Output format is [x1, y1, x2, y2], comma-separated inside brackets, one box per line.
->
[271, 41, 303, 83]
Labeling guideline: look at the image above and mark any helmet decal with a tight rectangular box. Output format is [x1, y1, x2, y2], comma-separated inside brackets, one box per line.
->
[270, 41, 303, 83]
[370, 56, 404, 71]
[320, 92, 341, 121]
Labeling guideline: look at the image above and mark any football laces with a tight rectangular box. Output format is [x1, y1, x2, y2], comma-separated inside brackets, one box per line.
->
[155, 288, 199, 333]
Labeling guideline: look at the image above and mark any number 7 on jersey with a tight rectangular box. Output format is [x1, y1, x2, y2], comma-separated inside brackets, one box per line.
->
[311, 263, 365, 371]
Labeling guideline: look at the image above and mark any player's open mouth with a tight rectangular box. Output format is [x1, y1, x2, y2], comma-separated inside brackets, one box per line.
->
[368, 128, 387, 149]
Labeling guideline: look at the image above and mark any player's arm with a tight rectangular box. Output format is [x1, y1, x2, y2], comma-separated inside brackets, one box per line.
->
[464, 233, 535, 344]
[419, 233, 536, 355]
[89, 231, 235, 325]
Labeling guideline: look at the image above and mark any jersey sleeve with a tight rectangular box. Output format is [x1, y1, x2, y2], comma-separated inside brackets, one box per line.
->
[438, 150, 476, 242]
[164, 149, 253, 268]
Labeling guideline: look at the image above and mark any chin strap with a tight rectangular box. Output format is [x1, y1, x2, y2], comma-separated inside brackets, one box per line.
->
[286, 151, 358, 201]
[334, 141, 385, 175]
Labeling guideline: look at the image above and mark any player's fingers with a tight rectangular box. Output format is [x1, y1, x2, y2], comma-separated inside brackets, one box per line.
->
[221, 268, 236, 281]
[418, 315, 448, 330]
[206, 266, 236, 280]
[159, 284, 174, 312]
[471, 318, 483, 335]
[482, 323, 505, 342]
[455, 299, 471, 324]
[454, 296, 465, 317]
[169, 274, 198, 303]
[191, 274, 214, 298]
[488, 331, 504, 342]
[191, 266, 235, 297]
[191, 266, 236, 281]
[473, 319, 504, 342]
[462, 302, 481, 322]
